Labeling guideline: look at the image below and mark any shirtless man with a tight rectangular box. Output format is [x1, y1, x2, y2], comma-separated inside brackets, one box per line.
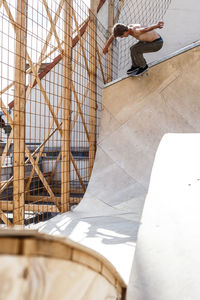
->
[103, 21, 164, 76]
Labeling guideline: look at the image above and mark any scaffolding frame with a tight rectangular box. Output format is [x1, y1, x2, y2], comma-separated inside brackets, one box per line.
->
[0, 0, 119, 226]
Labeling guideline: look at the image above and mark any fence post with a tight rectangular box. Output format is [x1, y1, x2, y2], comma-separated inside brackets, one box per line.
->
[13, 0, 27, 225]
[107, 0, 114, 83]
[61, 0, 72, 212]
[89, 0, 98, 178]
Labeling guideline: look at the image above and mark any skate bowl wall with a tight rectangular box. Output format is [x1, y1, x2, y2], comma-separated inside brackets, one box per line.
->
[25, 42, 200, 299]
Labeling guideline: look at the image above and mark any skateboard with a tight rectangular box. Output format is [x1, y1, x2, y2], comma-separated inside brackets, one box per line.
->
[128, 69, 149, 78]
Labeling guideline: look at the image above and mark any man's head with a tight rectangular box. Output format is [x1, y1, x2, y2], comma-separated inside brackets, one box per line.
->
[113, 23, 129, 38]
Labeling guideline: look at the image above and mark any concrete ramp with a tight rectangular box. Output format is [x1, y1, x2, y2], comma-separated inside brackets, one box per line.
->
[37, 43, 200, 294]
[128, 134, 200, 300]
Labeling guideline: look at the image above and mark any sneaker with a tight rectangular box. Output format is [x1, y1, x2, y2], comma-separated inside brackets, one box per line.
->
[134, 65, 149, 76]
[127, 65, 139, 74]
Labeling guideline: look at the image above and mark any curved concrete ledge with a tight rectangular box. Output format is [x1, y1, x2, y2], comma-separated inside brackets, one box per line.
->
[128, 134, 200, 300]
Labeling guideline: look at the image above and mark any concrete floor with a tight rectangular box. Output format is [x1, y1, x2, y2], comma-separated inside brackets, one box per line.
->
[37, 43, 200, 299]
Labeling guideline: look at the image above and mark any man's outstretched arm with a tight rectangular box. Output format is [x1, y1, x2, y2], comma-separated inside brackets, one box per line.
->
[103, 34, 115, 54]
[134, 21, 164, 36]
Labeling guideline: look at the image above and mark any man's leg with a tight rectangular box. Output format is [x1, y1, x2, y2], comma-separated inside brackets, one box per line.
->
[127, 42, 144, 74]
[127, 45, 139, 74]
[130, 41, 143, 67]
[130, 39, 163, 68]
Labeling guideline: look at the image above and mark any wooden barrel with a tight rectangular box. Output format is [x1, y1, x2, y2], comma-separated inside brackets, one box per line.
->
[0, 229, 126, 300]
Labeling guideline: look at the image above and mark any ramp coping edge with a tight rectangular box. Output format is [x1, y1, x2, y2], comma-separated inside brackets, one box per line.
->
[104, 40, 200, 88]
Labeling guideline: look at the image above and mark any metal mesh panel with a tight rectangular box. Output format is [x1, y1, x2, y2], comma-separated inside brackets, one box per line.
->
[0, 0, 172, 226]
[0, 0, 116, 226]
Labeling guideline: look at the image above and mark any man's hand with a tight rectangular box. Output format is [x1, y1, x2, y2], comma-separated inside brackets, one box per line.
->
[103, 47, 109, 54]
[157, 21, 164, 29]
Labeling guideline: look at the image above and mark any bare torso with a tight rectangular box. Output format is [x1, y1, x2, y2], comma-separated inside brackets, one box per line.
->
[129, 25, 160, 42]
[136, 31, 160, 42]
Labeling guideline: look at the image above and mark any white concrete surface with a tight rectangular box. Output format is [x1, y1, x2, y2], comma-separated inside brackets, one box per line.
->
[128, 134, 200, 300]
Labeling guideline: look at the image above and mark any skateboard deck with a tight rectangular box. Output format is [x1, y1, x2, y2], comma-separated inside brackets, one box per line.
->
[129, 69, 149, 78]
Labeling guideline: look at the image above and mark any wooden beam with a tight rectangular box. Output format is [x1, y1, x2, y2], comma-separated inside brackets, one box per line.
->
[13, 0, 27, 225]
[25, 204, 59, 213]
[25, 97, 63, 192]
[44, 40, 90, 188]
[48, 152, 61, 184]
[0, 177, 13, 194]
[114, 0, 125, 23]
[0, 201, 60, 213]
[52, 187, 84, 195]
[0, 97, 14, 126]
[4, 40, 63, 109]
[107, 0, 114, 83]
[42, 0, 64, 55]
[71, 83, 90, 141]
[8, 0, 107, 110]
[26, 195, 60, 203]
[61, 0, 73, 213]
[0, 210, 12, 226]
[0, 100, 59, 210]
[97, 0, 106, 12]
[89, 0, 98, 177]
[47, 150, 87, 194]
[26, 195, 82, 205]
[0, 2, 63, 213]
[29, 29, 89, 178]
[71, 84, 89, 130]
[2, 0, 18, 31]
[0, 130, 13, 175]
[0, 82, 14, 96]
[24, 146, 60, 210]
[7, 0, 65, 111]
[97, 47, 106, 84]
[24, 0, 65, 104]
[70, 153, 86, 192]
[26, 53, 63, 136]
[26, 47, 89, 190]
[72, 17, 88, 35]
[72, 8, 91, 77]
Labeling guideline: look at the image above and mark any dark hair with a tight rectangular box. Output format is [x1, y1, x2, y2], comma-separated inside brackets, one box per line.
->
[113, 23, 128, 37]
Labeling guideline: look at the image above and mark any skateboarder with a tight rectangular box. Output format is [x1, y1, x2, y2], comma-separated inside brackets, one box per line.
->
[103, 21, 164, 76]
